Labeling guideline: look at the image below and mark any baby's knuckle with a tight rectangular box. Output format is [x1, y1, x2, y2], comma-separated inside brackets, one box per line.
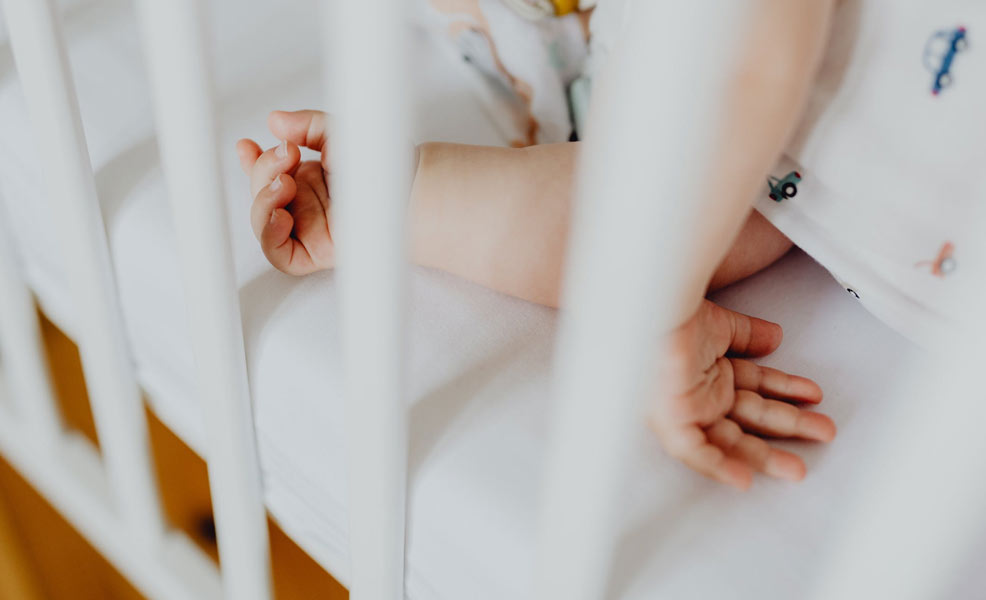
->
[657, 434, 685, 459]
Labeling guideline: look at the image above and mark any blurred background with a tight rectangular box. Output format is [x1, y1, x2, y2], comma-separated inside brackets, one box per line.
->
[0, 310, 347, 599]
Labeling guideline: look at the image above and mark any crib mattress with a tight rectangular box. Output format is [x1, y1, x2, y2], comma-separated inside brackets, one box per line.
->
[0, 1, 979, 598]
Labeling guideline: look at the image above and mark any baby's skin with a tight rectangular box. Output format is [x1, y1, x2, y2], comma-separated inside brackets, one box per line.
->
[237, 102, 836, 489]
[238, 0, 840, 491]
[237, 112, 333, 275]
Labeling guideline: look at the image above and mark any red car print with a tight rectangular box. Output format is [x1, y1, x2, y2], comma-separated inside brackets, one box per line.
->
[915, 242, 956, 277]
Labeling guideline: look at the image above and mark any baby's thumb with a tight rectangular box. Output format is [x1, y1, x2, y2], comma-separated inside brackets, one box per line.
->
[268, 109, 331, 155]
[236, 138, 263, 175]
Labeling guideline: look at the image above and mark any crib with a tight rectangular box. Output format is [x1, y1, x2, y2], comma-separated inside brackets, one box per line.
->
[0, 0, 984, 599]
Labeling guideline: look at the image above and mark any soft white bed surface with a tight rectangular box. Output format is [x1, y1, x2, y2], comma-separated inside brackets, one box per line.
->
[0, 1, 971, 598]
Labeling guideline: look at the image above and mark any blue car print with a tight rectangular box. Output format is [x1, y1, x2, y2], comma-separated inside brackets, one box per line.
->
[924, 27, 968, 95]
[767, 171, 801, 202]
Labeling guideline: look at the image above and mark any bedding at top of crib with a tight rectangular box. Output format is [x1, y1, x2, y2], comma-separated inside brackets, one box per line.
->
[0, 1, 980, 598]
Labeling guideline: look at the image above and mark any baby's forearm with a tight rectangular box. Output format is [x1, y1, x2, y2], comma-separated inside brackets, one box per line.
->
[638, 0, 835, 321]
[409, 142, 575, 306]
[408, 141, 791, 307]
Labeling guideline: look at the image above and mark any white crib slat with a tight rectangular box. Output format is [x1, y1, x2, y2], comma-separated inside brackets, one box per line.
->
[0, 204, 61, 452]
[0, 417, 222, 600]
[133, 2, 272, 599]
[325, 1, 410, 598]
[1, 0, 164, 544]
[534, 3, 745, 599]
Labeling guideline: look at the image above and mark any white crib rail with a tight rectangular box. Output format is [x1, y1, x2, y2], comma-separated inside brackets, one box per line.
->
[325, 1, 411, 598]
[1, 0, 165, 545]
[4, 1, 982, 599]
[0, 204, 62, 453]
[134, 1, 273, 599]
[535, 3, 746, 598]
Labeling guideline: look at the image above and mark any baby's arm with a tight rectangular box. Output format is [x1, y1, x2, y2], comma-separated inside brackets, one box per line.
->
[631, 0, 840, 488]
[239, 0, 837, 489]
[413, 0, 835, 311]
[656, 0, 836, 319]
[409, 141, 792, 305]
[241, 0, 832, 304]
[239, 122, 791, 303]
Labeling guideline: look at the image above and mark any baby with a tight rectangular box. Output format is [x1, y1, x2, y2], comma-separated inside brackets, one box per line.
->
[236, 0, 983, 489]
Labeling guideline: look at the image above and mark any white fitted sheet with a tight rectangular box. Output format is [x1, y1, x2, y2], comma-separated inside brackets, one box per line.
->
[1, 1, 978, 598]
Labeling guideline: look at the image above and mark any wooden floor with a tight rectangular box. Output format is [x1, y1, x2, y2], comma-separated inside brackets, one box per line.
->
[0, 311, 349, 600]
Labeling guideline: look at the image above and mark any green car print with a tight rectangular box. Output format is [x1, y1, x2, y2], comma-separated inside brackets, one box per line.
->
[767, 171, 801, 202]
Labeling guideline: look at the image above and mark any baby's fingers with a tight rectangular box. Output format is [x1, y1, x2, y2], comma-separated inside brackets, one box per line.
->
[261, 209, 319, 276]
[253, 175, 320, 275]
[268, 110, 331, 153]
[658, 423, 753, 490]
[250, 140, 301, 197]
[236, 139, 263, 174]
[730, 358, 823, 404]
[706, 419, 806, 482]
[729, 390, 837, 442]
[250, 174, 295, 241]
[723, 307, 783, 357]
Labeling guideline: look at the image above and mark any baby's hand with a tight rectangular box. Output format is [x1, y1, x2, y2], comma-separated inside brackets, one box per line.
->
[650, 300, 836, 490]
[236, 110, 333, 275]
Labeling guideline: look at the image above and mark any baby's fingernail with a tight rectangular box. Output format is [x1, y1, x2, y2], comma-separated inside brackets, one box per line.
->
[270, 175, 283, 192]
[270, 210, 278, 225]
[275, 140, 288, 158]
